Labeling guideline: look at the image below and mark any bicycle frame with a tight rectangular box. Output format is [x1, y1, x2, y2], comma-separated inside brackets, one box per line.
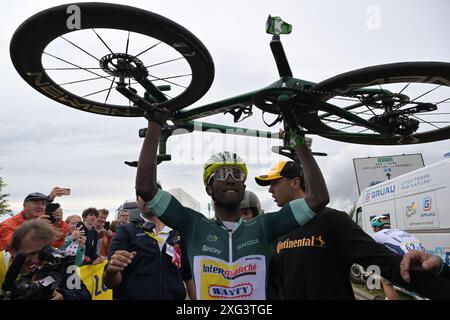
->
[131, 21, 383, 163]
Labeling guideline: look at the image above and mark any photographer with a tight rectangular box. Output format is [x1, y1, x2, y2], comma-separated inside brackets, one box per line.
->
[0, 220, 91, 300]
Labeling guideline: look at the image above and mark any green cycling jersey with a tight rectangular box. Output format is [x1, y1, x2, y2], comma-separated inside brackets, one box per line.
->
[147, 189, 316, 300]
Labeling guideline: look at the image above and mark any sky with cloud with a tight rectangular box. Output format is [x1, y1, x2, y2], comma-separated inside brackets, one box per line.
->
[1, 0, 449, 220]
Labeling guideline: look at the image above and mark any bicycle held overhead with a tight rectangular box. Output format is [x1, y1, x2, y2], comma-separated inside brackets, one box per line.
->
[9, 2, 450, 159]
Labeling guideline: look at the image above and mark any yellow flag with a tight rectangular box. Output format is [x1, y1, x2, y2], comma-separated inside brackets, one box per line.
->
[78, 260, 113, 300]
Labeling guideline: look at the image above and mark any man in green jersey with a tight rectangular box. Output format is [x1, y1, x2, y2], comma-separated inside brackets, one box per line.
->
[131, 107, 329, 299]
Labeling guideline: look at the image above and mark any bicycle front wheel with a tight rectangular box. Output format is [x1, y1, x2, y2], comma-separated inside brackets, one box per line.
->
[310, 62, 450, 145]
[10, 2, 215, 117]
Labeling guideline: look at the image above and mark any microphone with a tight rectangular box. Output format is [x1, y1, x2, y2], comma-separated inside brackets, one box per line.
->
[1, 252, 26, 292]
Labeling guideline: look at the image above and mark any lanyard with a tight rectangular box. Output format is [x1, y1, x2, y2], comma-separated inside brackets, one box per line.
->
[142, 229, 165, 245]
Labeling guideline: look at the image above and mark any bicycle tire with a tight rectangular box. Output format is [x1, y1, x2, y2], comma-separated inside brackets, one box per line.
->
[310, 62, 450, 145]
[10, 2, 215, 117]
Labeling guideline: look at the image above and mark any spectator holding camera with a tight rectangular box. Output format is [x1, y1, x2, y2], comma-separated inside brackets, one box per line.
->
[0, 187, 70, 251]
[62, 215, 86, 266]
[0, 220, 91, 300]
[0, 192, 49, 251]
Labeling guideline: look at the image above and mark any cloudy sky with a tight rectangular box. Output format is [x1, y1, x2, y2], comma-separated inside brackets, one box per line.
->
[1, 0, 449, 220]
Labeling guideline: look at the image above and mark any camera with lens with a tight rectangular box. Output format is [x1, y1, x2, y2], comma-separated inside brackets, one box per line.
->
[1, 246, 76, 300]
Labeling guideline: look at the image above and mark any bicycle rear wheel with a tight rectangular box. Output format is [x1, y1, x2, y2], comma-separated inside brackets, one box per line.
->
[310, 62, 450, 145]
[10, 2, 215, 117]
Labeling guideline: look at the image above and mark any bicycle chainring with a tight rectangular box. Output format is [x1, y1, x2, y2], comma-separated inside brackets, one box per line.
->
[252, 87, 318, 115]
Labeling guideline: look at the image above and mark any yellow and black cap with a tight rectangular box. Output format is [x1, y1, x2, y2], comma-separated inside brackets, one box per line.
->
[255, 161, 303, 186]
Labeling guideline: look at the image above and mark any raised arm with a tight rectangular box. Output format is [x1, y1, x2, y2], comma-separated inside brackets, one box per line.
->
[135, 108, 170, 202]
[289, 132, 329, 212]
[136, 121, 161, 202]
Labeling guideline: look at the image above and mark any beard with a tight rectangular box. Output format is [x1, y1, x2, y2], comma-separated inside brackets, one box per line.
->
[211, 189, 243, 212]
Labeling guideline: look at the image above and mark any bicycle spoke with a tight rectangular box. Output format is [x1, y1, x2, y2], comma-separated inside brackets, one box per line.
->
[355, 95, 378, 116]
[61, 35, 100, 62]
[332, 97, 361, 102]
[377, 84, 386, 98]
[83, 86, 115, 98]
[397, 82, 411, 95]
[363, 102, 377, 116]
[321, 117, 357, 126]
[163, 92, 173, 99]
[83, 80, 139, 100]
[58, 75, 114, 86]
[43, 52, 110, 80]
[411, 114, 441, 130]
[145, 56, 184, 69]
[422, 121, 450, 123]
[435, 97, 450, 105]
[104, 77, 116, 104]
[411, 85, 441, 102]
[151, 74, 191, 81]
[135, 41, 162, 58]
[45, 67, 104, 70]
[125, 31, 130, 56]
[92, 29, 114, 54]
[148, 73, 187, 89]
[349, 108, 376, 117]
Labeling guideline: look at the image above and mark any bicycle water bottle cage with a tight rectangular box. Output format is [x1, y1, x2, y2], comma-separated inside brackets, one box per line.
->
[266, 15, 292, 36]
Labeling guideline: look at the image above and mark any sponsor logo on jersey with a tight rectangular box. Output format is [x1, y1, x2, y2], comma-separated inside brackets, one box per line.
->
[202, 263, 257, 280]
[208, 283, 253, 299]
[237, 238, 260, 250]
[202, 245, 222, 255]
[276, 235, 326, 254]
[207, 234, 218, 242]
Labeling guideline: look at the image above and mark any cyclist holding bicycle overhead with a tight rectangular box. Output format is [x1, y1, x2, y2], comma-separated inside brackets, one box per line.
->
[134, 108, 329, 300]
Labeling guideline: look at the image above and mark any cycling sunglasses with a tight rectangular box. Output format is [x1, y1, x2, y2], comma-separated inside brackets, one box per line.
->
[208, 166, 244, 184]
